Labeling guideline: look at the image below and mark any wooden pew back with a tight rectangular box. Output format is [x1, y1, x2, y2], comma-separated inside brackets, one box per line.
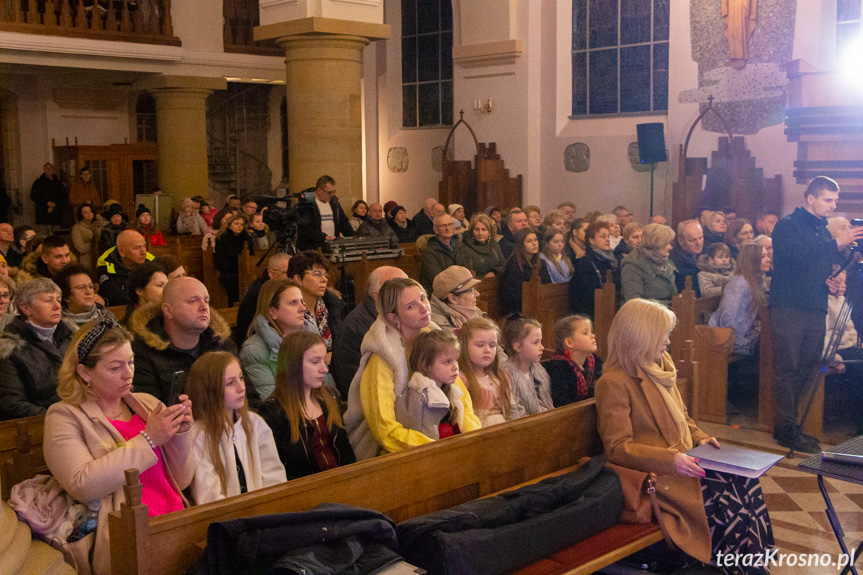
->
[522, 274, 570, 351]
[0, 415, 45, 500]
[476, 275, 503, 322]
[110, 401, 603, 575]
[594, 270, 617, 358]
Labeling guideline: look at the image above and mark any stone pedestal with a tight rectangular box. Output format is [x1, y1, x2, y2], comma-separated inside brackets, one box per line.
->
[135, 76, 227, 208]
[256, 17, 388, 204]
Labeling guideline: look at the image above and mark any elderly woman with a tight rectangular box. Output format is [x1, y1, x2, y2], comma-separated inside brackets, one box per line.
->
[55, 264, 116, 331]
[614, 222, 643, 266]
[241, 278, 319, 400]
[620, 223, 678, 305]
[344, 278, 481, 459]
[456, 212, 506, 278]
[70, 203, 102, 272]
[543, 209, 568, 236]
[724, 218, 755, 260]
[429, 265, 484, 331]
[701, 210, 727, 247]
[596, 299, 773, 571]
[176, 197, 208, 235]
[0, 278, 75, 420]
[44, 319, 195, 575]
[0, 274, 13, 331]
[287, 250, 344, 357]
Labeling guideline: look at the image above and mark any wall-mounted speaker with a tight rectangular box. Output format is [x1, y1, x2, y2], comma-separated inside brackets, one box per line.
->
[636, 123, 667, 164]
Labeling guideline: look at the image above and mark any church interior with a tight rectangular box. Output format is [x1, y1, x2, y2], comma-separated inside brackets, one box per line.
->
[2, 0, 863, 574]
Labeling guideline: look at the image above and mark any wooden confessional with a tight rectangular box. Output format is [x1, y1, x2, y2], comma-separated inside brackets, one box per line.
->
[438, 112, 522, 216]
[672, 97, 782, 226]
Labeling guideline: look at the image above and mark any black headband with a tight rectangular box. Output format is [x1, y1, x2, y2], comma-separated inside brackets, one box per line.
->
[77, 317, 122, 364]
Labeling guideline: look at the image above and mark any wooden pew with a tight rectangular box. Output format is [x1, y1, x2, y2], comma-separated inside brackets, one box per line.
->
[475, 275, 503, 322]
[594, 270, 617, 359]
[522, 273, 570, 351]
[109, 401, 662, 575]
[0, 415, 45, 500]
[671, 281, 734, 421]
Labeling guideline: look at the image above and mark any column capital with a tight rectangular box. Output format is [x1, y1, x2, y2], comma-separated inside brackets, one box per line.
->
[254, 16, 389, 43]
[133, 75, 228, 93]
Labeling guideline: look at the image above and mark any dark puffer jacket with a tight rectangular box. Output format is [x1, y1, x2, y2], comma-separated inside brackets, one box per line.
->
[0, 316, 74, 420]
[127, 301, 256, 407]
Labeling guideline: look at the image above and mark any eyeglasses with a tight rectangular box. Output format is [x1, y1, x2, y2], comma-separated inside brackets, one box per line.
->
[270, 269, 288, 276]
[0, 292, 11, 300]
[436, 223, 455, 229]
[306, 270, 329, 280]
[453, 287, 478, 296]
[71, 284, 96, 292]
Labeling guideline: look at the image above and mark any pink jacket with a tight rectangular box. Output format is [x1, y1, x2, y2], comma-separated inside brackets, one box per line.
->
[44, 393, 196, 575]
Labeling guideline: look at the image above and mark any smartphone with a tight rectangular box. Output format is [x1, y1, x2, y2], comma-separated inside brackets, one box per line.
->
[168, 371, 186, 406]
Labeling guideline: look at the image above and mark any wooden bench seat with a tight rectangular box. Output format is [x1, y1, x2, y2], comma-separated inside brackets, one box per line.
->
[108, 400, 664, 575]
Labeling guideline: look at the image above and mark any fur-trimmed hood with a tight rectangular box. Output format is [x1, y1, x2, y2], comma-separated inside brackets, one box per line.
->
[127, 300, 232, 352]
[0, 316, 73, 360]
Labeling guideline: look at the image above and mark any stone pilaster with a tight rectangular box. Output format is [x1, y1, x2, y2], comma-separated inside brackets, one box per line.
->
[134, 76, 227, 208]
[256, 17, 389, 203]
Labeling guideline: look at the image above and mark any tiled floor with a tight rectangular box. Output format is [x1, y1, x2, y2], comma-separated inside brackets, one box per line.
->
[699, 421, 863, 575]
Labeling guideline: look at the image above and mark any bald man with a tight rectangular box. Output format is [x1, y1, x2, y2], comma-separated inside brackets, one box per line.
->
[330, 266, 407, 397]
[96, 229, 155, 306]
[413, 197, 438, 237]
[130, 276, 248, 406]
[356, 202, 398, 243]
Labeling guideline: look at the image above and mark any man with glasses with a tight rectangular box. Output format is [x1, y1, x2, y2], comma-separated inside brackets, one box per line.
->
[288, 251, 345, 359]
[296, 175, 354, 250]
[420, 213, 461, 293]
[233, 252, 292, 347]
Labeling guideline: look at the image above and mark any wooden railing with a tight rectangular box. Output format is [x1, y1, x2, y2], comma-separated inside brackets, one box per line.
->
[0, 0, 180, 45]
[223, 0, 281, 56]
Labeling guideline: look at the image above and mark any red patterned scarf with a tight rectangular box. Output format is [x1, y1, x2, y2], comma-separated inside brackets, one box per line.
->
[551, 350, 596, 400]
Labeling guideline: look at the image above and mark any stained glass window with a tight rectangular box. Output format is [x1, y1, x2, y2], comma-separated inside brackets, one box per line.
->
[837, 0, 862, 61]
[402, 0, 454, 128]
[571, 0, 669, 116]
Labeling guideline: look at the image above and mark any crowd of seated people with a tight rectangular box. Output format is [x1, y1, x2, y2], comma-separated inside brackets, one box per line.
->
[0, 174, 809, 574]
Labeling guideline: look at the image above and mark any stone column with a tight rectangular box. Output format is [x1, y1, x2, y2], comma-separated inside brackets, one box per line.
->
[134, 76, 227, 208]
[256, 18, 389, 203]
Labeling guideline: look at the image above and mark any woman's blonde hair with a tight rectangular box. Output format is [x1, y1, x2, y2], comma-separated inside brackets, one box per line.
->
[733, 243, 767, 305]
[542, 209, 564, 229]
[621, 222, 644, 241]
[701, 210, 726, 231]
[218, 213, 248, 236]
[605, 299, 676, 376]
[186, 351, 254, 498]
[376, 277, 425, 320]
[249, 278, 303, 338]
[57, 320, 133, 405]
[269, 331, 342, 443]
[641, 223, 675, 252]
[457, 317, 511, 418]
[468, 212, 498, 241]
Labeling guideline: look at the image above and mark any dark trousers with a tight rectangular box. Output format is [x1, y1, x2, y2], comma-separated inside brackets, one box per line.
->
[770, 306, 826, 434]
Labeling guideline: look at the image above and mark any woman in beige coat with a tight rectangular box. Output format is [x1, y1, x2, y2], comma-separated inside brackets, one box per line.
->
[70, 203, 103, 273]
[43, 318, 196, 575]
[595, 299, 773, 571]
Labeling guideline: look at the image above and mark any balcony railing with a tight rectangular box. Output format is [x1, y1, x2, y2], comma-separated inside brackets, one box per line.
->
[223, 0, 280, 56]
[0, 0, 180, 46]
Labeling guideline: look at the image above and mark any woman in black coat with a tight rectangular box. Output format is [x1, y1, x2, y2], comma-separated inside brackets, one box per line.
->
[569, 221, 618, 318]
[215, 213, 255, 306]
[500, 228, 551, 315]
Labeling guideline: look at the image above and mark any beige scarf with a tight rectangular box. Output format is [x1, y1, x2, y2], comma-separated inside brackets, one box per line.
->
[641, 352, 693, 451]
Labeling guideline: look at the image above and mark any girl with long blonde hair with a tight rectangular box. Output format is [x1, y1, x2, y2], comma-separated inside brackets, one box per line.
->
[457, 317, 514, 426]
[186, 351, 285, 504]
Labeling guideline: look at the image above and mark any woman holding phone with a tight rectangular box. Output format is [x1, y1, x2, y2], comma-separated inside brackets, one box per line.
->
[44, 318, 196, 575]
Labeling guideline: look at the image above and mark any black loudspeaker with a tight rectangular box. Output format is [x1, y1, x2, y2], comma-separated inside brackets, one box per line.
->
[636, 123, 667, 164]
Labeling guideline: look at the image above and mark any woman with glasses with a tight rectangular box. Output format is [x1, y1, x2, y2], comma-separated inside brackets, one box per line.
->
[429, 265, 484, 332]
[0, 274, 14, 331]
[55, 265, 117, 331]
[287, 251, 345, 363]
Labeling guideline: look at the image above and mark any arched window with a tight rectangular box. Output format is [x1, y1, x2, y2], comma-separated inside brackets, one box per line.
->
[571, 0, 669, 116]
[136, 93, 157, 142]
[401, 0, 453, 128]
